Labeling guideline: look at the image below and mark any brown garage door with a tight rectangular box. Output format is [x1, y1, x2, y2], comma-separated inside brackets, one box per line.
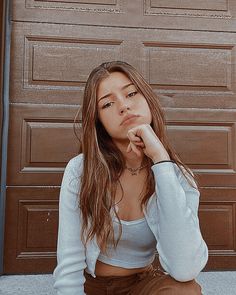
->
[3, 1, 236, 273]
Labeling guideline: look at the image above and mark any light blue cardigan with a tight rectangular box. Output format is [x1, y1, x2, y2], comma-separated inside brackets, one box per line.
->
[53, 154, 208, 295]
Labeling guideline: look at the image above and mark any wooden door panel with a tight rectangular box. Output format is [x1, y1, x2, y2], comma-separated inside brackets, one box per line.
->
[7, 104, 80, 185]
[166, 109, 236, 187]
[12, 0, 236, 32]
[12, 0, 127, 29]
[150, 0, 228, 11]
[140, 37, 236, 109]
[199, 203, 236, 270]
[8, 104, 236, 187]
[199, 187, 236, 269]
[143, 44, 232, 90]
[199, 204, 234, 251]
[10, 23, 125, 104]
[4, 187, 59, 273]
[10, 22, 236, 109]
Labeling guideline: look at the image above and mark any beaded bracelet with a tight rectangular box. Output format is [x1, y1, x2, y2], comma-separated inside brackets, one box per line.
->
[153, 160, 175, 165]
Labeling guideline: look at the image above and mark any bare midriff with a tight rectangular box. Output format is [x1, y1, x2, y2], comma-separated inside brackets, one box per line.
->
[95, 260, 151, 277]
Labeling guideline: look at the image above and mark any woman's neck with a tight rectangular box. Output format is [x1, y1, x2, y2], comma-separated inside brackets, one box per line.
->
[114, 140, 145, 169]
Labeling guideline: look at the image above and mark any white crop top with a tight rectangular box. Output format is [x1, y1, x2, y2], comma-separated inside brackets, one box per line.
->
[98, 217, 157, 268]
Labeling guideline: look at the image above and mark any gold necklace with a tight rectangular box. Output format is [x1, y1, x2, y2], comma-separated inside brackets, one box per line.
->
[125, 163, 148, 176]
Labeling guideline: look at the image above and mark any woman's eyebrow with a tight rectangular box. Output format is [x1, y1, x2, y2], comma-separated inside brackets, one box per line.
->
[98, 93, 111, 102]
[98, 83, 134, 102]
[121, 82, 134, 90]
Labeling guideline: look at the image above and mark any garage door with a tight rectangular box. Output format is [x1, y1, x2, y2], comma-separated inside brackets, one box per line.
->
[4, 0, 236, 273]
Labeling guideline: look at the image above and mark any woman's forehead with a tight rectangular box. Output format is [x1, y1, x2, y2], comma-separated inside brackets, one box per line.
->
[97, 72, 133, 96]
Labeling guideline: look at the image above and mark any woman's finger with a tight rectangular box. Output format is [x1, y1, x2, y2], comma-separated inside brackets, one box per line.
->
[135, 141, 145, 148]
[129, 141, 142, 157]
[126, 143, 132, 153]
[127, 129, 142, 142]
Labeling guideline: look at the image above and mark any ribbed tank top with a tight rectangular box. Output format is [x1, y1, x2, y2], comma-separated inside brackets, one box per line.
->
[98, 217, 157, 268]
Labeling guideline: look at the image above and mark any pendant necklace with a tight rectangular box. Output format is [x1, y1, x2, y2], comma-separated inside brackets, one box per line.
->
[125, 163, 148, 176]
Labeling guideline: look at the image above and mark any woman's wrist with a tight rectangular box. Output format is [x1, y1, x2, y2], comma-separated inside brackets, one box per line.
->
[153, 159, 175, 165]
[152, 154, 170, 164]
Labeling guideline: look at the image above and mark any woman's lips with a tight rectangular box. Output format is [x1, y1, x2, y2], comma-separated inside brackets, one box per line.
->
[121, 114, 139, 125]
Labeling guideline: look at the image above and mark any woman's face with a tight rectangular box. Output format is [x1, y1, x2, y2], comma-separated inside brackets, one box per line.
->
[97, 71, 152, 144]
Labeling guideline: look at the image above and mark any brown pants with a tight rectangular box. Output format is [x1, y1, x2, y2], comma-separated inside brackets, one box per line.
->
[84, 267, 202, 295]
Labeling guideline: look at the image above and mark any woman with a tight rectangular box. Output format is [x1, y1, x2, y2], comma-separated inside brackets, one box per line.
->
[53, 61, 208, 295]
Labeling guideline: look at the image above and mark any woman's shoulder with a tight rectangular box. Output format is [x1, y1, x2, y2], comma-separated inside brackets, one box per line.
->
[67, 153, 84, 168]
[66, 154, 84, 169]
[64, 153, 84, 178]
[59, 154, 84, 209]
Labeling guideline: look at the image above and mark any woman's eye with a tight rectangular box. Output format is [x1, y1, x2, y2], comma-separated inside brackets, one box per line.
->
[127, 91, 137, 98]
[102, 102, 113, 109]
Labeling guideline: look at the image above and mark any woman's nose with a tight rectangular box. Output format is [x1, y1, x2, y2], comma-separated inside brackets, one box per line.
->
[118, 97, 131, 114]
[119, 103, 130, 114]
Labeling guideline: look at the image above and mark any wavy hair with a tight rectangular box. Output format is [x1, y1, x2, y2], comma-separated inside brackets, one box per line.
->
[74, 61, 196, 252]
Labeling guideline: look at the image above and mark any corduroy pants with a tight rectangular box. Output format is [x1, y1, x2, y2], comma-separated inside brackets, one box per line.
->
[84, 266, 202, 295]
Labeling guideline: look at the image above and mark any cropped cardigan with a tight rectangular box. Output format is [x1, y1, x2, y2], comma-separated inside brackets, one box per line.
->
[53, 154, 208, 295]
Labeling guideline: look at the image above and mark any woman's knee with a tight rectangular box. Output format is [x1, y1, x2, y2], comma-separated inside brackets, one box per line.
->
[159, 277, 202, 295]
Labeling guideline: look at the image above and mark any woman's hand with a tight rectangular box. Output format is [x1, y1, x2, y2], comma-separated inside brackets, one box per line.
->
[126, 124, 170, 163]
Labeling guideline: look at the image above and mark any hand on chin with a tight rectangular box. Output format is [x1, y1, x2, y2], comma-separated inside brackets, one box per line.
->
[126, 141, 144, 159]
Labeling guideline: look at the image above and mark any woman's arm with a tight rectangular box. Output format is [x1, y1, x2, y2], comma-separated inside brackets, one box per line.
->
[53, 155, 87, 295]
[151, 162, 208, 282]
[126, 123, 208, 281]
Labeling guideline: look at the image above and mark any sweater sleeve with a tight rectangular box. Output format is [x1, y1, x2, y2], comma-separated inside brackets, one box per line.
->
[151, 162, 208, 282]
[53, 155, 87, 295]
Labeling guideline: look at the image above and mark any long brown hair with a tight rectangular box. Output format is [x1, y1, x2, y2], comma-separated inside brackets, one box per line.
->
[74, 61, 196, 252]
